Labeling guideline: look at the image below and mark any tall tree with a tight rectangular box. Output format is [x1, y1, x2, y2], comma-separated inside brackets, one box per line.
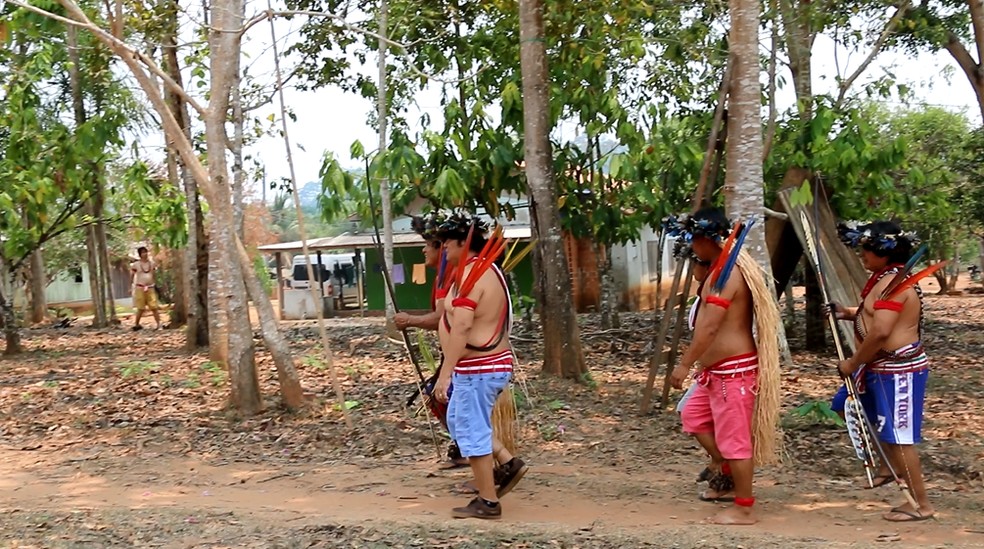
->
[518, 0, 586, 379]
[160, 0, 208, 346]
[18, 0, 309, 412]
[66, 24, 108, 328]
[726, 0, 770, 265]
[0, 3, 132, 352]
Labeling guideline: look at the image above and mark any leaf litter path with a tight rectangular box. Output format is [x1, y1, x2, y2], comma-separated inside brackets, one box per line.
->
[1, 293, 984, 548]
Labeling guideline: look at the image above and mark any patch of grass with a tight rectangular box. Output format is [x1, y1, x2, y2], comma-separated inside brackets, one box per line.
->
[332, 400, 361, 411]
[546, 399, 566, 411]
[43, 380, 58, 388]
[538, 424, 559, 441]
[119, 360, 158, 379]
[512, 388, 530, 410]
[199, 361, 227, 387]
[183, 372, 201, 388]
[302, 354, 326, 370]
[580, 371, 598, 390]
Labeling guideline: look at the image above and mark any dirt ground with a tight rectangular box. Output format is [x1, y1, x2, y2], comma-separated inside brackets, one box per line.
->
[2, 289, 984, 548]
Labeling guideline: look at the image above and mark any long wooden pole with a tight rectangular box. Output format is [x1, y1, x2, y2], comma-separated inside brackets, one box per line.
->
[640, 258, 686, 414]
[660, 261, 695, 408]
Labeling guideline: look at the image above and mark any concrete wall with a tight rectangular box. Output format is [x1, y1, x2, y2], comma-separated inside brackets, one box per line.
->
[611, 228, 681, 311]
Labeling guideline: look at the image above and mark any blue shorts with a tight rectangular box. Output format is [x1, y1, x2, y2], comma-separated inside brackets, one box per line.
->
[446, 371, 511, 457]
[866, 369, 929, 445]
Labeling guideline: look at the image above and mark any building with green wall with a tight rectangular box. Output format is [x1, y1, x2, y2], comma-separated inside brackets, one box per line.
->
[361, 245, 535, 312]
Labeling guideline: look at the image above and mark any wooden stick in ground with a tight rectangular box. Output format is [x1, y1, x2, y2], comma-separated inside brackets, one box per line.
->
[267, 3, 350, 427]
[640, 257, 686, 414]
[691, 57, 732, 212]
[660, 260, 695, 409]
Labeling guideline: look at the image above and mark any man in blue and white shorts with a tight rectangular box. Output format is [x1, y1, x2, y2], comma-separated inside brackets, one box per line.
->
[829, 221, 934, 523]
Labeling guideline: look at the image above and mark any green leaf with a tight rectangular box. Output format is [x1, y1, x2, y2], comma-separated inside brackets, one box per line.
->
[350, 139, 365, 160]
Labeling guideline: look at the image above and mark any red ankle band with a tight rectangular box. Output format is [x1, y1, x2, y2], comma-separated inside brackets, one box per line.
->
[721, 462, 732, 476]
[735, 497, 755, 507]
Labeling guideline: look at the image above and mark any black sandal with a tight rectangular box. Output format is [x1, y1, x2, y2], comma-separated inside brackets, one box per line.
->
[696, 467, 713, 483]
[708, 471, 735, 493]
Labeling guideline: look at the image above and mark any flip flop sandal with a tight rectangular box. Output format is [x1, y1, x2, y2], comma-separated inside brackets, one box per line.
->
[884, 508, 934, 522]
[865, 475, 894, 489]
[437, 460, 471, 471]
[699, 491, 736, 503]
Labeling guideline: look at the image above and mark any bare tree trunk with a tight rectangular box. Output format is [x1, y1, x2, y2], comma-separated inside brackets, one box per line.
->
[0, 284, 22, 355]
[95, 184, 116, 324]
[84, 221, 107, 327]
[164, 146, 187, 326]
[804, 260, 825, 350]
[52, 0, 292, 413]
[377, 0, 395, 324]
[28, 250, 46, 324]
[231, 30, 246, 241]
[724, 0, 770, 268]
[932, 266, 949, 295]
[778, 0, 812, 119]
[978, 236, 984, 284]
[948, 236, 960, 291]
[67, 26, 108, 328]
[205, 0, 261, 414]
[235, 238, 306, 410]
[161, 0, 206, 345]
[519, 0, 586, 379]
[598, 244, 619, 330]
[728, 0, 792, 365]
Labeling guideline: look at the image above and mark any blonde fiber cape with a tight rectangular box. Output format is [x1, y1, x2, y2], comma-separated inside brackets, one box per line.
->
[491, 387, 517, 455]
[736, 250, 784, 466]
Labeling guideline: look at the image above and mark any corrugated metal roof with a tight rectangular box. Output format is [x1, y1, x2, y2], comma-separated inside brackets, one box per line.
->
[259, 226, 533, 253]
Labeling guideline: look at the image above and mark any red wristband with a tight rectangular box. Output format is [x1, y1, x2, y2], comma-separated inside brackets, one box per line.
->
[735, 497, 755, 507]
[874, 299, 904, 313]
[451, 297, 478, 310]
[706, 295, 732, 309]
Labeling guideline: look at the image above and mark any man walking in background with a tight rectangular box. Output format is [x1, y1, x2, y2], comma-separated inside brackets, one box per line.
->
[130, 246, 162, 331]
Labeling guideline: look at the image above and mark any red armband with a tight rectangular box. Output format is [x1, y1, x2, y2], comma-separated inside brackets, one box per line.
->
[434, 288, 449, 299]
[705, 295, 732, 309]
[451, 297, 478, 310]
[874, 299, 904, 313]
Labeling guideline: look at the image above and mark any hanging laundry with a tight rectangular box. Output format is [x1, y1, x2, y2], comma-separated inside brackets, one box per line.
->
[412, 263, 427, 284]
[392, 264, 406, 284]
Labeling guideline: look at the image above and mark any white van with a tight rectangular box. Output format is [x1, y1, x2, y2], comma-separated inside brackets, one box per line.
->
[290, 253, 355, 287]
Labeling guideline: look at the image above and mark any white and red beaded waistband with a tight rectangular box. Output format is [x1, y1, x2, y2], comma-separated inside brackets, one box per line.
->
[695, 352, 758, 385]
[454, 349, 514, 375]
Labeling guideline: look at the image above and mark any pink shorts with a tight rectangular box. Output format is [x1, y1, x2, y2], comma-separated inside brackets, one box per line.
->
[680, 354, 758, 460]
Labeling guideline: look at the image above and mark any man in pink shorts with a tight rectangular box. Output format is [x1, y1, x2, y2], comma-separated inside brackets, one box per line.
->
[668, 207, 782, 526]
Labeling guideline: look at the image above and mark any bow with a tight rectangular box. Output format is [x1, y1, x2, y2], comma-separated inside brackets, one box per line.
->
[799, 207, 917, 508]
[364, 160, 441, 457]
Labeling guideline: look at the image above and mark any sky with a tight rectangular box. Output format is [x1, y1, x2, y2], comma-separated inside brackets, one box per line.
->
[157, 11, 984, 201]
